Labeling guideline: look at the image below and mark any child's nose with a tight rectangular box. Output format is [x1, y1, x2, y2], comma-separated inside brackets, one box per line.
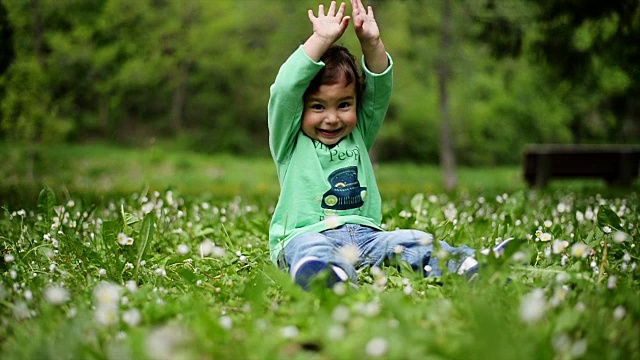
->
[325, 111, 338, 123]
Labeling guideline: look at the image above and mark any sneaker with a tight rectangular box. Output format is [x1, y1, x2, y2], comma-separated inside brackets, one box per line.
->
[480, 237, 514, 258]
[291, 256, 346, 290]
[456, 256, 479, 278]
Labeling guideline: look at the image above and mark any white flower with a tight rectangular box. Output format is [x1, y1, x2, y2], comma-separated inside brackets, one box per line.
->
[327, 324, 346, 340]
[520, 288, 546, 324]
[4, 253, 15, 263]
[145, 324, 190, 360]
[571, 339, 588, 358]
[602, 226, 612, 234]
[365, 337, 388, 357]
[613, 306, 626, 320]
[219, 315, 233, 330]
[612, 231, 627, 244]
[177, 244, 190, 255]
[44, 285, 70, 305]
[540, 232, 552, 242]
[280, 325, 299, 339]
[93, 281, 121, 307]
[117, 232, 129, 245]
[125, 280, 138, 293]
[403, 284, 413, 295]
[544, 220, 553, 228]
[419, 234, 434, 246]
[95, 304, 119, 326]
[575, 211, 584, 223]
[333, 282, 347, 296]
[99, 268, 107, 276]
[199, 239, 215, 257]
[337, 243, 359, 265]
[585, 208, 594, 221]
[607, 275, 617, 289]
[332, 305, 350, 323]
[122, 308, 141, 327]
[552, 240, 569, 254]
[571, 242, 590, 258]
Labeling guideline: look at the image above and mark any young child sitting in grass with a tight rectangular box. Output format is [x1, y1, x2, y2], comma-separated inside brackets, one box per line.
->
[267, 0, 506, 290]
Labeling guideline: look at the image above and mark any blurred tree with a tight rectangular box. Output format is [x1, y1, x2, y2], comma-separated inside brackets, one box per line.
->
[473, 0, 640, 144]
[0, 0, 14, 75]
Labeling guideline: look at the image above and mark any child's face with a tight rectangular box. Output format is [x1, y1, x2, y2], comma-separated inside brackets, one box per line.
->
[302, 79, 357, 146]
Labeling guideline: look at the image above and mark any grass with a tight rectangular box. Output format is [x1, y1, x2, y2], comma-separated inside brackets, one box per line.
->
[0, 142, 639, 359]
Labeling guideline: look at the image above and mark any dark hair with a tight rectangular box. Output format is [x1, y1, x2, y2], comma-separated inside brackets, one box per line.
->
[304, 45, 363, 105]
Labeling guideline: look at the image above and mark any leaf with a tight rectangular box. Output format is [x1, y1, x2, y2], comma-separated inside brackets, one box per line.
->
[121, 205, 140, 226]
[37, 186, 56, 225]
[410, 193, 424, 214]
[135, 212, 155, 279]
[102, 220, 120, 249]
[597, 205, 623, 231]
[193, 225, 215, 238]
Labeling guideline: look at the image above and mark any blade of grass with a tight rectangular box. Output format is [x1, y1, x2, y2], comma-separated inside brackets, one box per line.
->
[134, 212, 155, 280]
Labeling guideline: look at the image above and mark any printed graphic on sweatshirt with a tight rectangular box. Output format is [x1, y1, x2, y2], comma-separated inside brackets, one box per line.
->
[321, 166, 367, 210]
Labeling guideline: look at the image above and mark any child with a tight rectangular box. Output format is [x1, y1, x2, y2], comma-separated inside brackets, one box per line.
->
[268, 0, 492, 290]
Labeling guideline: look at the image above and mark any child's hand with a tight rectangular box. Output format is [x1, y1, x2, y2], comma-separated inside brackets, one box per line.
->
[351, 0, 380, 44]
[308, 1, 350, 46]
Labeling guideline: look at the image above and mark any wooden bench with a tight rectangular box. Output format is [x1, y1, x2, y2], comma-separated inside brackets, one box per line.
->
[523, 144, 640, 187]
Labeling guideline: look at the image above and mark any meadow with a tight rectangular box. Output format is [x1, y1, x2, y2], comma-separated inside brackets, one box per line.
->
[0, 143, 638, 359]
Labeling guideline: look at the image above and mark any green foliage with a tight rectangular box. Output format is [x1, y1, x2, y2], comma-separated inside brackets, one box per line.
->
[0, 0, 638, 165]
[0, 185, 638, 359]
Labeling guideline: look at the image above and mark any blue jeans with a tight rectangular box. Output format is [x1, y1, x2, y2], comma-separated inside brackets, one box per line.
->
[279, 224, 477, 282]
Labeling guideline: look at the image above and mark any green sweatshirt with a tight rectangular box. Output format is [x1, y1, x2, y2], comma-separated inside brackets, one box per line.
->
[267, 45, 393, 264]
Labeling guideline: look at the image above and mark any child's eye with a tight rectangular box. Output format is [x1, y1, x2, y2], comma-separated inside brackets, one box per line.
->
[338, 102, 352, 109]
[310, 103, 324, 110]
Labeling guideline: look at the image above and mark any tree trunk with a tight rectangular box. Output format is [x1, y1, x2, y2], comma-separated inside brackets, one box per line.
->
[437, 0, 457, 191]
[170, 60, 189, 133]
[31, 0, 43, 66]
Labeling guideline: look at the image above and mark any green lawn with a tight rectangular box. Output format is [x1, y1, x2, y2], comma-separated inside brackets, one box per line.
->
[1, 142, 638, 359]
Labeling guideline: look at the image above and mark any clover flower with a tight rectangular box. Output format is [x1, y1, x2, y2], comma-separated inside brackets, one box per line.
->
[219, 315, 233, 330]
[520, 288, 546, 324]
[613, 231, 627, 244]
[552, 240, 569, 254]
[145, 324, 191, 360]
[540, 232, 552, 242]
[177, 244, 190, 255]
[117, 232, 134, 246]
[93, 281, 121, 307]
[95, 304, 119, 326]
[44, 285, 70, 305]
[280, 325, 299, 339]
[332, 305, 350, 323]
[571, 242, 590, 258]
[337, 243, 359, 265]
[366, 337, 389, 357]
[122, 308, 141, 327]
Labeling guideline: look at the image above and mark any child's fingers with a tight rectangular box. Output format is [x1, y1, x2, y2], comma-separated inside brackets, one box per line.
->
[318, 4, 325, 17]
[336, 2, 347, 19]
[327, 1, 336, 17]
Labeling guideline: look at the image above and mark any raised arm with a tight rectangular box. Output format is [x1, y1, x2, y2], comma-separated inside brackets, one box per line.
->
[350, 0, 388, 74]
[303, 1, 351, 61]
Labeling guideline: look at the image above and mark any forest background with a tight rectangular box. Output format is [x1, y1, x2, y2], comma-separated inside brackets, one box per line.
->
[1, 0, 639, 168]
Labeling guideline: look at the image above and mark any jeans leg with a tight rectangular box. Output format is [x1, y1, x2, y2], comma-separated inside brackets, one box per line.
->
[358, 228, 475, 277]
[281, 231, 358, 282]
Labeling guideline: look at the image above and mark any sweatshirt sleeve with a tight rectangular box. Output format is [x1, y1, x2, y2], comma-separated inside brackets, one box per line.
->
[268, 46, 325, 164]
[357, 53, 394, 150]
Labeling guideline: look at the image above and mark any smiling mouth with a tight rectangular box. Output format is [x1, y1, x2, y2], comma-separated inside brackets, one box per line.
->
[318, 128, 342, 137]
